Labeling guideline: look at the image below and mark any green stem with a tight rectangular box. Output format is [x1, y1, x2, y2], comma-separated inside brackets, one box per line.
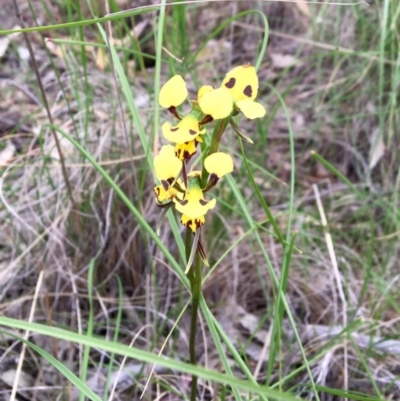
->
[208, 117, 228, 155]
[201, 117, 230, 187]
[187, 251, 202, 401]
[185, 228, 192, 262]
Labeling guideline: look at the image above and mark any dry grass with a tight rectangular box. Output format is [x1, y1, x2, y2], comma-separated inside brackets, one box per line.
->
[1, 0, 400, 400]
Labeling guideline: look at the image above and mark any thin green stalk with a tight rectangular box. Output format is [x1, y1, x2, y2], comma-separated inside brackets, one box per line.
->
[80, 258, 95, 401]
[201, 118, 229, 187]
[266, 233, 297, 386]
[104, 275, 123, 401]
[188, 253, 202, 401]
[185, 228, 193, 262]
[239, 139, 285, 247]
[186, 229, 202, 401]
[78, 0, 90, 140]
[208, 118, 229, 155]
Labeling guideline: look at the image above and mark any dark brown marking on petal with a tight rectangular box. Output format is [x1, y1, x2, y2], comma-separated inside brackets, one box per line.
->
[170, 127, 179, 132]
[199, 199, 208, 206]
[199, 115, 213, 125]
[210, 173, 219, 183]
[168, 106, 181, 120]
[225, 77, 236, 88]
[244, 85, 252, 98]
[161, 180, 169, 191]
[195, 219, 203, 228]
[180, 199, 188, 206]
[189, 129, 197, 135]
[154, 187, 160, 196]
[186, 219, 192, 227]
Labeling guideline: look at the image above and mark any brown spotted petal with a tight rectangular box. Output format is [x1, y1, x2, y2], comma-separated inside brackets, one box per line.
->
[181, 214, 205, 233]
[174, 184, 216, 219]
[162, 114, 202, 144]
[221, 65, 259, 103]
[154, 185, 178, 203]
[174, 140, 198, 161]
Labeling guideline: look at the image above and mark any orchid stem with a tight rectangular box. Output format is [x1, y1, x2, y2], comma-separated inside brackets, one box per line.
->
[201, 117, 229, 187]
[185, 229, 202, 401]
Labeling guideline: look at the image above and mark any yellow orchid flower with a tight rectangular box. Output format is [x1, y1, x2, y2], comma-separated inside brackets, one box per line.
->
[159, 75, 188, 109]
[198, 65, 265, 120]
[204, 152, 234, 179]
[174, 176, 216, 231]
[162, 114, 204, 144]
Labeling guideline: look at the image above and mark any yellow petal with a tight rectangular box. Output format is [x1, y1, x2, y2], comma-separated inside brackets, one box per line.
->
[222, 64, 259, 102]
[162, 114, 201, 144]
[174, 179, 216, 219]
[154, 145, 182, 180]
[198, 87, 233, 119]
[204, 152, 234, 178]
[197, 85, 213, 100]
[181, 214, 205, 232]
[154, 184, 177, 203]
[175, 194, 216, 219]
[236, 99, 266, 119]
[174, 140, 198, 161]
[159, 75, 188, 108]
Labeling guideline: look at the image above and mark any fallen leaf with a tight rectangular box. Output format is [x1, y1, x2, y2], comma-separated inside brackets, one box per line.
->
[271, 53, 300, 69]
[45, 39, 66, 59]
[0, 25, 21, 58]
[112, 20, 148, 48]
[369, 128, 385, 170]
[294, 0, 311, 17]
[0, 37, 10, 58]
[96, 47, 109, 70]
[196, 38, 231, 62]
[1, 369, 34, 388]
[17, 46, 30, 61]
[0, 141, 16, 166]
